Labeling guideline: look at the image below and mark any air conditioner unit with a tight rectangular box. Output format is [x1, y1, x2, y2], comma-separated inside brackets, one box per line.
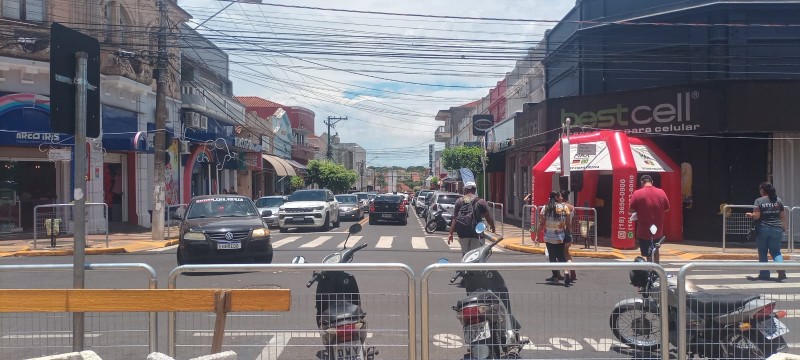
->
[199, 116, 208, 130]
[179, 140, 190, 155]
[183, 112, 201, 128]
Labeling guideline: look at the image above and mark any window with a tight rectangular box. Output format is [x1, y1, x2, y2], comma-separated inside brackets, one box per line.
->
[3, 0, 44, 22]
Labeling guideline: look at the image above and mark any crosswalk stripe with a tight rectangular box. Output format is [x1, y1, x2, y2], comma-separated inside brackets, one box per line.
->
[337, 236, 362, 249]
[412, 237, 428, 250]
[300, 236, 333, 248]
[376, 236, 393, 249]
[447, 238, 461, 251]
[271, 236, 301, 248]
[687, 273, 795, 280]
[697, 282, 800, 290]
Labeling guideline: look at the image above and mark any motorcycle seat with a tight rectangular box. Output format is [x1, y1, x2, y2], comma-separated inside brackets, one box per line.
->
[456, 292, 501, 309]
[686, 293, 760, 315]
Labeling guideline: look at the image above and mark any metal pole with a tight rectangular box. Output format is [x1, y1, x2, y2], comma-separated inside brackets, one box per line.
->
[72, 51, 88, 352]
[565, 117, 571, 200]
[151, 0, 168, 240]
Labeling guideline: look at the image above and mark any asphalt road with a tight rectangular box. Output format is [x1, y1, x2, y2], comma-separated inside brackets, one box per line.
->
[1, 211, 799, 360]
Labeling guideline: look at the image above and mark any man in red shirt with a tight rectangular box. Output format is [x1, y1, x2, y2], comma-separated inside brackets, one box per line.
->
[629, 175, 670, 263]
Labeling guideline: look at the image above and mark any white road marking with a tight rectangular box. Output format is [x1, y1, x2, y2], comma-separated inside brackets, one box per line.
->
[148, 245, 177, 252]
[337, 235, 362, 248]
[300, 236, 333, 248]
[698, 282, 800, 290]
[2, 333, 100, 339]
[411, 237, 428, 250]
[271, 236, 301, 248]
[375, 236, 393, 249]
[447, 238, 461, 251]
[687, 273, 796, 280]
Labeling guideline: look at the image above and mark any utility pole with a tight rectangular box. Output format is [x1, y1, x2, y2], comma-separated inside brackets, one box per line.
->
[325, 116, 347, 161]
[151, 0, 168, 240]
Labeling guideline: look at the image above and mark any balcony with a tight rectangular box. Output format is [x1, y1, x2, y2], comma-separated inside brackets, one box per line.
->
[181, 84, 245, 125]
[291, 143, 317, 163]
[434, 126, 451, 142]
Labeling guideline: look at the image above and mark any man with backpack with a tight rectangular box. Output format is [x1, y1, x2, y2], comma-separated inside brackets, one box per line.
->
[447, 181, 496, 256]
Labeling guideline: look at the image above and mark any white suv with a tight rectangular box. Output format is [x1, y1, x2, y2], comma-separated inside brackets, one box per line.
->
[278, 189, 340, 232]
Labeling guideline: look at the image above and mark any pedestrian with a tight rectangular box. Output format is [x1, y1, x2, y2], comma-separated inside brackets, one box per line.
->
[539, 191, 571, 285]
[561, 190, 576, 282]
[523, 191, 532, 206]
[745, 182, 788, 281]
[221, 188, 228, 195]
[448, 181, 495, 256]
[229, 186, 237, 195]
[629, 175, 670, 264]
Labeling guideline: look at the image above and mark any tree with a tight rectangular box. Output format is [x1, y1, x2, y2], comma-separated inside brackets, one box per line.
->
[289, 176, 305, 191]
[430, 176, 439, 186]
[441, 146, 486, 175]
[305, 160, 357, 193]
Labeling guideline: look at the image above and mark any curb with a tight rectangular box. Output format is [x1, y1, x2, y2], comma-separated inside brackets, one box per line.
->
[6, 238, 179, 257]
[502, 242, 627, 259]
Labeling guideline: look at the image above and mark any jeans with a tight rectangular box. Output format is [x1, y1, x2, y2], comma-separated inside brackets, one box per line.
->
[546, 242, 567, 277]
[757, 224, 784, 279]
[458, 237, 484, 256]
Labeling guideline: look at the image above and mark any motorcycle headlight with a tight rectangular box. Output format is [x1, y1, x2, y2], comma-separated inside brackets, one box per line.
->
[251, 228, 269, 238]
[314, 206, 324, 211]
[183, 232, 206, 241]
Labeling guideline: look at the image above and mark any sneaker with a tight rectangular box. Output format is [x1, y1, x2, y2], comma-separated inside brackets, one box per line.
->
[569, 270, 577, 281]
[564, 277, 573, 286]
[545, 275, 563, 283]
[778, 271, 788, 281]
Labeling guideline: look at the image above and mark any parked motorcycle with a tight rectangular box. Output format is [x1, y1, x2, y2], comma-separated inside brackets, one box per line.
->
[293, 223, 377, 360]
[610, 225, 789, 359]
[425, 204, 449, 233]
[441, 223, 527, 359]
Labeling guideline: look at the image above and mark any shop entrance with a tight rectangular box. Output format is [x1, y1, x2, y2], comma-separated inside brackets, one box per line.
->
[0, 160, 57, 231]
[102, 153, 128, 222]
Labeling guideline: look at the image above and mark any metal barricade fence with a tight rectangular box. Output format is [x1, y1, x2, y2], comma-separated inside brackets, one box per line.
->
[677, 262, 800, 360]
[0, 263, 157, 359]
[420, 262, 670, 360]
[164, 203, 187, 239]
[722, 204, 794, 253]
[571, 207, 598, 251]
[33, 203, 109, 249]
[521, 205, 537, 245]
[487, 202, 504, 237]
[0, 200, 22, 234]
[168, 263, 416, 360]
[791, 206, 799, 253]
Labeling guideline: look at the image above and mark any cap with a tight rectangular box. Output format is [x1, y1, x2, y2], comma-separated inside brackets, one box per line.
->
[640, 174, 653, 183]
[464, 181, 477, 189]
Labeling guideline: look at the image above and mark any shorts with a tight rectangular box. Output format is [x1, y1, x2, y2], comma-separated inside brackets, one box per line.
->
[638, 239, 653, 257]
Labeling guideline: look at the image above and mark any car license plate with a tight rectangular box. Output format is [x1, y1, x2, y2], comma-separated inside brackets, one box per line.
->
[464, 321, 491, 343]
[756, 317, 789, 340]
[382, 214, 392, 218]
[328, 344, 363, 360]
[216, 242, 241, 250]
[293, 216, 305, 221]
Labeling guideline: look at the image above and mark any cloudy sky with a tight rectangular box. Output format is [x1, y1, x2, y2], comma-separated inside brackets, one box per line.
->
[176, 0, 576, 167]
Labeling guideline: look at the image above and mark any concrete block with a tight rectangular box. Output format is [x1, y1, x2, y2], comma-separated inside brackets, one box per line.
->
[189, 351, 237, 360]
[27, 351, 102, 360]
[146, 353, 174, 360]
[768, 353, 800, 360]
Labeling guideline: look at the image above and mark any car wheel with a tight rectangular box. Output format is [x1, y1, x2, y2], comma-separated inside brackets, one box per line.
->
[369, 216, 377, 225]
[322, 213, 330, 231]
[177, 248, 188, 265]
[333, 213, 340, 228]
[254, 250, 273, 264]
[400, 218, 408, 226]
[279, 227, 288, 233]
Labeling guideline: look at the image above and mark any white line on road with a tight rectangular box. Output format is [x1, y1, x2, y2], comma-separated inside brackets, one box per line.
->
[375, 236, 393, 249]
[299, 236, 333, 248]
[271, 236, 301, 248]
[698, 282, 800, 290]
[2, 333, 101, 339]
[147, 245, 177, 252]
[412, 237, 428, 250]
[337, 235, 362, 248]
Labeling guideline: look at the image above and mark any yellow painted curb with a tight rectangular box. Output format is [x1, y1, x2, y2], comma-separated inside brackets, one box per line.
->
[500, 242, 627, 259]
[12, 246, 126, 257]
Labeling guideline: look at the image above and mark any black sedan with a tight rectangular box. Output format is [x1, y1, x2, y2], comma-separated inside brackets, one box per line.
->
[174, 195, 273, 265]
[368, 194, 408, 225]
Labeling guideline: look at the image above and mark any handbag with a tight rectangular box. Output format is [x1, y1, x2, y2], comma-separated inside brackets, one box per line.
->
[746, 220, 759, 241]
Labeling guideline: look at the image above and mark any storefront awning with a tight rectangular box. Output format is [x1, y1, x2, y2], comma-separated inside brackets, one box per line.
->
[262, 154, 295, 177]
[285, 159, 307, 170]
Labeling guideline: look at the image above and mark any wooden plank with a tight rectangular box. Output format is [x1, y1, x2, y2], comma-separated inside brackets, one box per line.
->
[0, 289, 290, 313]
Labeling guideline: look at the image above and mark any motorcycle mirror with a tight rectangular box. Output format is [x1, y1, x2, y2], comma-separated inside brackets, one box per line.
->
[649, 224, 658, 235]
[436, 258, 450, 264]
[348, 223, 362, 235]
[475, 222, 487, 234]
[291, 256, 306, 264]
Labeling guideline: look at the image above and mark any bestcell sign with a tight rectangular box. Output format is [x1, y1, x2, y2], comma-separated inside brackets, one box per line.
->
[472, 114, 494, 136]
[554, 84, 722, 135]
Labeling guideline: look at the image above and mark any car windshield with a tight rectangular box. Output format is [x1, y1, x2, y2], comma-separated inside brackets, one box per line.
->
[335, 195, 358, 204]
[255, 197, 284, 208]
[186, 197, 259, 219]
[437, 195, 461, 205]
[355, 193, 368, 201]
[288, 190, 326, 202]
[375, 195, 402, 203]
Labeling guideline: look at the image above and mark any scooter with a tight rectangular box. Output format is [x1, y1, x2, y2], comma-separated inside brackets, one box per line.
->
[293, 224, 377, 360]
[441, 223, 527, 359]
[425, 204, 449, 234]
[610, 225, 789, 359]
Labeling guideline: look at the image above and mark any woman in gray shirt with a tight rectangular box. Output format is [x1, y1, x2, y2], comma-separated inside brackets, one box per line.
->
[745, 182, 788, 281]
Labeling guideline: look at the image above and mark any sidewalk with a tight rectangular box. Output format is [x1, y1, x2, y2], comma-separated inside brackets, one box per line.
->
[0, 226, 179, 257]
[493, 217, 794, 261]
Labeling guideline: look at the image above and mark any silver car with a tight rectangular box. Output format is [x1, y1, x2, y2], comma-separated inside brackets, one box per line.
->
[254, 196, 286, 228]
[426, 192, 463, 224]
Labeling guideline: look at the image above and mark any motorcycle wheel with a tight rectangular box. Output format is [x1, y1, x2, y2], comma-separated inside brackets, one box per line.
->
[609, 305, 662, 352]
[425, 220, 438, 233]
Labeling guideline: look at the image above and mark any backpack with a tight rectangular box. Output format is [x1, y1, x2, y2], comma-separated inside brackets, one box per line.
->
[455, 197, 481, 235]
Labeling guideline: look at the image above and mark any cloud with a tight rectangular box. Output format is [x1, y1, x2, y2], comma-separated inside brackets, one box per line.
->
[178, 0, 575, 166]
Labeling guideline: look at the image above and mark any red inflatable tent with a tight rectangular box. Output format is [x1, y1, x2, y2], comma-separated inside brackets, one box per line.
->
[531, 130, 682, 249]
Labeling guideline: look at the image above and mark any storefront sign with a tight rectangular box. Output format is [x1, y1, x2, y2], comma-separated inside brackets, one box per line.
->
[472, 114, 494, 136]
[234, 136, 262, 152]
[48, 148, 71, 161]
[514, 104, 548, 149]
[261, 135, 272, 153]
[546, 141, 613, 172]
[238, 152, 262, 171]
[630, 144, 670, 172]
